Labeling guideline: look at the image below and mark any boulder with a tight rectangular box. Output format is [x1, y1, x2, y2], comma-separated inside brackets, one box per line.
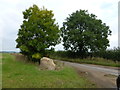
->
[40, 57, 56, 70]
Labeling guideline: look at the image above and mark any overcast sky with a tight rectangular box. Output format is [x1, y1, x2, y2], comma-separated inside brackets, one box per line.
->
[0, 0, 119, 52]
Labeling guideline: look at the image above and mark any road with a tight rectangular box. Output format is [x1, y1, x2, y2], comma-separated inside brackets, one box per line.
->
[56, 60, 119, 88]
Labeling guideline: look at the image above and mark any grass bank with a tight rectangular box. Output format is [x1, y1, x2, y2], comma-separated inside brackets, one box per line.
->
[2, 53, 96, 88]
[0, 53, 2, 89]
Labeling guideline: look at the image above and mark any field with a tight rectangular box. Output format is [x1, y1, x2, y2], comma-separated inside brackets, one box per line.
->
[2, 53, 96, 88]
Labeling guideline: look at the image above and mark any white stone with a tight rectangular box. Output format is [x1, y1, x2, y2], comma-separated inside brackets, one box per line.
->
[40, 57, 56, 70]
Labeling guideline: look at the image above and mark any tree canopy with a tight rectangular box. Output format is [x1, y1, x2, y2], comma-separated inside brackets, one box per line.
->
[61, 10, 111, 58]
[16, 5, 60, 62]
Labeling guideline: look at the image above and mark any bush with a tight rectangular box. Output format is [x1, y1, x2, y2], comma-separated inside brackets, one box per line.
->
[93, 47, 120, 61]
[50, 51, 80, 59]
[50, 47, 120, 62]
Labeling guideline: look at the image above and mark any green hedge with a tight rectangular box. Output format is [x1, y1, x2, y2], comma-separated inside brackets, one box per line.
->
[50, 47, 120, 61]
[93, 47, 120, 61]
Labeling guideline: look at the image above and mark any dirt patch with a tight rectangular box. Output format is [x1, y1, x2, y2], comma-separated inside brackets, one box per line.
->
[73, 66, 117, 88]
[0, 55, 2, 59]
[11, 53, 26, 60]
[104, 74, 117, 78]
[0, 56, 2, 59]
[72, 66, 99, 87]
[12, 53, 31, 63]
[12, 53, 39, 66]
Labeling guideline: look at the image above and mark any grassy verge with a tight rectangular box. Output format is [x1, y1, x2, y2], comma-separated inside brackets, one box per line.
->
[50, 56, 120, 67]
[2, 53, 96, 88]
[0, 53, 2, 89]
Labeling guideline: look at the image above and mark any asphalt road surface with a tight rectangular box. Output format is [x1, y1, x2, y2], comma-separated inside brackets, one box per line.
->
[56, 60, 119, 88]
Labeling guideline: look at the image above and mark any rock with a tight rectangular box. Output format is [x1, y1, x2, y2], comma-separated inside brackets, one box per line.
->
[40, 57, 56, 70]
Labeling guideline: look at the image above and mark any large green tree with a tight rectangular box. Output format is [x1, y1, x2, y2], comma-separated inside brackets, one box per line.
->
[16, 5, 60, 62]
[61, 10, 111, 58]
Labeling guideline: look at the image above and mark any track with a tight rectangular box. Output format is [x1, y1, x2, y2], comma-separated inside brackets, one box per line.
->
[57, 60, 119, 88]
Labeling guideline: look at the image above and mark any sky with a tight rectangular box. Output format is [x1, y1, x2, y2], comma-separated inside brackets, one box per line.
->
[0, 0, 119, 52]
[118, 1, 120, 47]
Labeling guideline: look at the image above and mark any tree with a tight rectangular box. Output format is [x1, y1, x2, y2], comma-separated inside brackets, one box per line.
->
[61, 10, 111, 58]
[16, 5, 60, 63]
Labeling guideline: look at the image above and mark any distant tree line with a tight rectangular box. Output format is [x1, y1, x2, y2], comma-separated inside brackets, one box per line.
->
[93, 47, 120, 61]
[50, 47, 120, 61]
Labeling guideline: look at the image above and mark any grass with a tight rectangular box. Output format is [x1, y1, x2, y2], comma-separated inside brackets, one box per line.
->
[0, 53, 2, 89]
[50, 56, 120, 67]
[2, 53, 96, 88]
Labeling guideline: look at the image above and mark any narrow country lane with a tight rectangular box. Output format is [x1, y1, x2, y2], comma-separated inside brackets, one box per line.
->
[56, 60, 119, 88]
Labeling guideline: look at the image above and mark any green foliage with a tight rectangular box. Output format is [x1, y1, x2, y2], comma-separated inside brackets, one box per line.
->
[49, 51, 77, 58]
[50, 51, 120, 67]
[94, 47, 120, 61]
[50, 47, 120, 63]
[61, 10, 111, 58]
[16, 5, 60, 61]
[32, 53, 41, 59]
